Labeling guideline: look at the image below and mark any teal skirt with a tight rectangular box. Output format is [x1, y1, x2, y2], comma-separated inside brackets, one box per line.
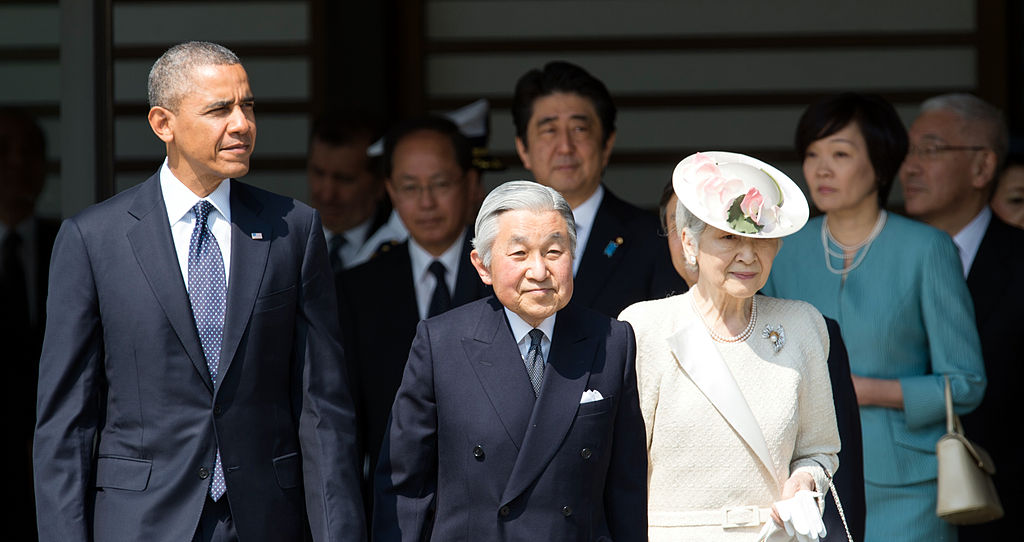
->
[865, 480, 955, 542]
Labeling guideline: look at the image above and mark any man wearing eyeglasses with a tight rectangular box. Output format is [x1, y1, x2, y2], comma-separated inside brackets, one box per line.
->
[335, 115, 491, 522]
[900, 93, 1023, 541]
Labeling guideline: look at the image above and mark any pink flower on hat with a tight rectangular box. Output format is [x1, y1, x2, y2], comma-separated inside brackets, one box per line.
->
[739, 187, 765, 225]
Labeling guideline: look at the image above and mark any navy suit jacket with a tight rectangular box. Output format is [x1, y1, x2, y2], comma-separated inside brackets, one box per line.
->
[373, 297, 647, 542]
[821, 317, 865, 542]
[336, 232, 490, 511]
[574, 188, 685, 318]
[959, 215, 1024, 541]
[33, 173, 365, 542]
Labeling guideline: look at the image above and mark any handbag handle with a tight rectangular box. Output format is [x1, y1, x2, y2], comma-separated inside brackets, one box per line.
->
[811, 459, 855, 542]
[944, 376, 963, 436]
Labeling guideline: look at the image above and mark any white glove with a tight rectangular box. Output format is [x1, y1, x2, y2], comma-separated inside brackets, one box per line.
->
[773, 490, 826, 542]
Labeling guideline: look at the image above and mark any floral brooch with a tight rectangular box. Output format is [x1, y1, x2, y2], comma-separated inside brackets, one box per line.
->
[762, 324, 785, 353]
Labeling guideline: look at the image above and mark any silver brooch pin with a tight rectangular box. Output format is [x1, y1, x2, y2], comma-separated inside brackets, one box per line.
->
[762, 324, 785, 353]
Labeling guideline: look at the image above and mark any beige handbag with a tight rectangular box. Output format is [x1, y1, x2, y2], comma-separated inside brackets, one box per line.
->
[935, 376, 1003, 524]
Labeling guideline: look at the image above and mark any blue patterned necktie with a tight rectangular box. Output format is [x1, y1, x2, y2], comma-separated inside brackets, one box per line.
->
[525, 329, 545, 397]
[187, 200, 227, 501]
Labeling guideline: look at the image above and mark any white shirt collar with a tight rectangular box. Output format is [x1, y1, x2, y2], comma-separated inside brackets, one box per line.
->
[408, 229, 466, 290]
[570, 184, 604, 274]
[504, 307, 556, 357]
[953, 206, 991, 277]
[159, 158, 231, 226]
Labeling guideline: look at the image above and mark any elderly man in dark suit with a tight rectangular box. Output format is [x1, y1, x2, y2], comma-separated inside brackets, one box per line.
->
[336, 115, 490, 520]
[512, 61, 684, 317]
[374, 180, 647, 541]
[33, 41, 364, 542]
[900, 93, 1024, 540]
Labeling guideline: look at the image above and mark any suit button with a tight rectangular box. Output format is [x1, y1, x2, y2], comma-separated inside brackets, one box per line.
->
[472, 445, 485, 460]
[498, 506, 510, 517]
[198, 466, 210, 480]
[214, 405, 222, 416]
[580, 448, 592, 459]
[562, 506, 573, 517]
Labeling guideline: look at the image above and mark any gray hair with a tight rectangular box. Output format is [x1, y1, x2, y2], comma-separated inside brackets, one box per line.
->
[921, 93, 1009, 170]
[148, 41, 241, 111]
[472, 180, 576, 268]
[674, 199, 707, 271]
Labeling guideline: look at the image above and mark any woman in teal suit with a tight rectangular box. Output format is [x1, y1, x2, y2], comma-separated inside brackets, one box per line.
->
[762, 93, 985, 542]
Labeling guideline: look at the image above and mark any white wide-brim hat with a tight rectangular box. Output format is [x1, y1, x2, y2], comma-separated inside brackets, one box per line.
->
[672, 151, 808, 238]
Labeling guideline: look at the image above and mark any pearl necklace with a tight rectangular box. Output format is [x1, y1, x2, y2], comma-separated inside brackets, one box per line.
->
[691, 295, 758, 343]
[821, 210, 887, 276]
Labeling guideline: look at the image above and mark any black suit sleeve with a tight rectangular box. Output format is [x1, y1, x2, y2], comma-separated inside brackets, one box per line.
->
[373, 320, 438, 542]
[604, 320, 648, 541]
[295, 212, 367, 541]
[822, 317, 865, 542]
[33, 219, 104, 542]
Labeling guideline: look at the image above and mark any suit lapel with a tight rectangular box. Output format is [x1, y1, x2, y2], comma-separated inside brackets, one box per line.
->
[574, 190, 627, 307]
[665, 314, 781, 488]
[126, 174, 212, 392]
[461, 297, 536, 450]
[217, 181, 271, 389]
[501, 303, 596, 505]
[966, 218, 1001, 327]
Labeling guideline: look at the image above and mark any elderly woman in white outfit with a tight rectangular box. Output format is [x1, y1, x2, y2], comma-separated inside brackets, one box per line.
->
[619, 152, 841, 542]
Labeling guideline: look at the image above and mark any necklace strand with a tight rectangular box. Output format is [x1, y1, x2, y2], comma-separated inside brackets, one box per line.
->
[691, 295, 758, 343]
[821, 210, 887, 276]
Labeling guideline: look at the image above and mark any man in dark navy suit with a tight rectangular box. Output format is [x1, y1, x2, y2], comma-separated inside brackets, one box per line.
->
[33, 42, 364, 542]
[512, 61, 684, 317]
[374, 180, 646, 541]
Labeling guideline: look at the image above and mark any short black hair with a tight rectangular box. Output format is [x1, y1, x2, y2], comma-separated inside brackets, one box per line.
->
[382, 115, 472, 179]
[0, 106, 47, 159]
[795, 93, 909, 207]
[512, 61, 616, 147]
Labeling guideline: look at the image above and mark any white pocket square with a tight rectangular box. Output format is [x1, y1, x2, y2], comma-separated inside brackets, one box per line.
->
[580, 389, 604, 404]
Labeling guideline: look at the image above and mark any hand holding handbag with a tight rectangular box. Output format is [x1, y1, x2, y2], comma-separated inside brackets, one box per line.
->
[935, 376, 1003, 524]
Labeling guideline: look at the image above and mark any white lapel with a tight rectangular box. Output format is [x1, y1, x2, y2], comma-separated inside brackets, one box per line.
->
[665, 311, 781, 489]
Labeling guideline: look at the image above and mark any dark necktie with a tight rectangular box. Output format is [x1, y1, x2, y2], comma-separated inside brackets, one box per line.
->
[427, 260, 451, 317]
[187, 201, 227, 501]
[327, 234, 346, 272]
[525, 328, 545, 397]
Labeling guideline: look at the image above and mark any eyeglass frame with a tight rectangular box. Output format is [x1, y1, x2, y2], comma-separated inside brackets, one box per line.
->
[906, 144, 989, 160]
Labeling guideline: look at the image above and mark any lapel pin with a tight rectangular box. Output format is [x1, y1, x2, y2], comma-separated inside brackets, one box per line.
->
[603, 237, 624, 258]
[251, 232, 263, 240]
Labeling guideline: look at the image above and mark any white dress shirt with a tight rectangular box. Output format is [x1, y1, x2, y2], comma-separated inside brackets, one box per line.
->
[324, 214, 374, 270]
[407, 230, 466, 320]
[952, 206, 991, 278]
[570, 184, 604, 275]
[159, 159, 232, 287]
[504, 308, 556, 364]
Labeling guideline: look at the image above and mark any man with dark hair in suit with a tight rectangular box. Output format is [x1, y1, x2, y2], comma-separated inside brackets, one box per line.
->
[33, 41, 364, 542]
[307, 114, 391, 271]
[512, 61, 684, 317]
[900, 93, 1023, 540]
[337, 115, 491, 521]
[374, 180, 646, 541]
[1, 106, 58, 542]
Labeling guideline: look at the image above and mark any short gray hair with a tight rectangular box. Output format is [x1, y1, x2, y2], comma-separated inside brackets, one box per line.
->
[674, 200, 707, 271]
[473, 180, 576, 267]
[921, 93, 1009, 170]
[148, 41, 241, 111]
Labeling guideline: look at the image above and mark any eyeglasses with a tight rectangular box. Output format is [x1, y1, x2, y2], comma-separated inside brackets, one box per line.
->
[906, 144, 988, 160]
[392, 178, 461, 200]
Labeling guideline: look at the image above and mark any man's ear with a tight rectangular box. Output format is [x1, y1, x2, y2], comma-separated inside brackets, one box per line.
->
[148, 107, 174, 144]
[514, 136, 532, 171]
[599, 130, 617, 169]
[971, 149, 998, 190]
[470, 250, 493, 285]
